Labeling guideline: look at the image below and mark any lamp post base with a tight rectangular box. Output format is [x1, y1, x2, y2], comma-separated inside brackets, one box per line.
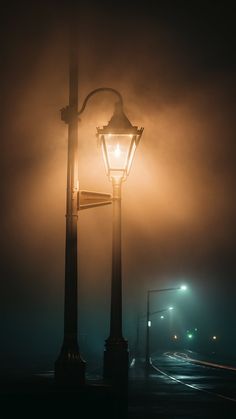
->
[55, 345, 86, 385]
[103, 338, 129, 384]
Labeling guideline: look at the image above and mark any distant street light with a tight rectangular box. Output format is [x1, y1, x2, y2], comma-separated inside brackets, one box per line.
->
[149, 306, 174, 318]
[97, 98, 143, 383]
[147, 306, 174, 326]
[145, 285, 187, 369]
[136, 307, 172, 359]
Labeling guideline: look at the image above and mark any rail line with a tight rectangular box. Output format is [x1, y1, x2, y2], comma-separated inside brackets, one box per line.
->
[150, 356, 236, 403]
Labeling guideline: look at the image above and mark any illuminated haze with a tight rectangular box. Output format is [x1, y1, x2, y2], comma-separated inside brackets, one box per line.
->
[1, 1, 235, 370]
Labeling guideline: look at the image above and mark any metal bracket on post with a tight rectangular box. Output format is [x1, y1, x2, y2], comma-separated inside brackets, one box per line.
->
[78, 190, 112, 210]
[61, 106, 81, 124]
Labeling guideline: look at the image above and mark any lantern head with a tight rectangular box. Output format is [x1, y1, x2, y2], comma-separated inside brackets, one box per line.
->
[97, 102, 143, 181]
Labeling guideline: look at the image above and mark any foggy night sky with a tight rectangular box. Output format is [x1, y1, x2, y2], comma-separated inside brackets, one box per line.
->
[0, 0, 236, 370]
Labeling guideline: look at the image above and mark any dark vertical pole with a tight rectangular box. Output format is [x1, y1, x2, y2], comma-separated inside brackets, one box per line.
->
[145, 291, 150, 370]
[55, 9, 85, 385]
[135, 312, 140, 358]
[110, 178, 122, 338]
[103, 177, 129, 383]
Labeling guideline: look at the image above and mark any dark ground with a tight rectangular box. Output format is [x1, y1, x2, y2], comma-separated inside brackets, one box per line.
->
[2, 352, 236, 418]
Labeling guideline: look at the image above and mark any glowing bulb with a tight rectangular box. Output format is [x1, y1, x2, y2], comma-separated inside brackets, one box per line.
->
[114, 144, 121, 158]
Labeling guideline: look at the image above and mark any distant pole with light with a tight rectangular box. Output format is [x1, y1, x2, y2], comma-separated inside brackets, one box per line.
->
[97, 101, 143, 383]
[145, 285, 187, 369]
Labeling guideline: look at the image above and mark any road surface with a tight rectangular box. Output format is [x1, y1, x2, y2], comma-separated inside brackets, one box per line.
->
[129, 352, 236, 418]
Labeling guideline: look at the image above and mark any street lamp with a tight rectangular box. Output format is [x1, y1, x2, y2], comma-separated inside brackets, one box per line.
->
[145, 285, 187, 369]
[145, 303, 174, 368]
[136, 307, 172, 363]
[55, 89, 142, 383]
[97, 102, 143, 383]
[55, 86, 142, 385]
[146, 306, 174, 329]
[54, 19, 85, 385]
[97, 102, 143, 181]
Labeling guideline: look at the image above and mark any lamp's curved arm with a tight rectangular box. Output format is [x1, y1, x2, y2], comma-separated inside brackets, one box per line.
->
[140, 308, 168, 320]
[77, 87, 123, 116]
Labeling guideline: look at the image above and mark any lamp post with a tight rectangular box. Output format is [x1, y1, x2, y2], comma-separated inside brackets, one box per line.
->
[97, 103, 143, 383]
[54, 17, 86, 385]
[145, 285, 187, 369]
[136, 307, 173, 358]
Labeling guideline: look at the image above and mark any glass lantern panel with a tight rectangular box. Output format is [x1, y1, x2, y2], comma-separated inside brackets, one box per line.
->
[101, 140, 109, 175]
[127, 139, 137, 174]
[104, 134, 133, 171]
